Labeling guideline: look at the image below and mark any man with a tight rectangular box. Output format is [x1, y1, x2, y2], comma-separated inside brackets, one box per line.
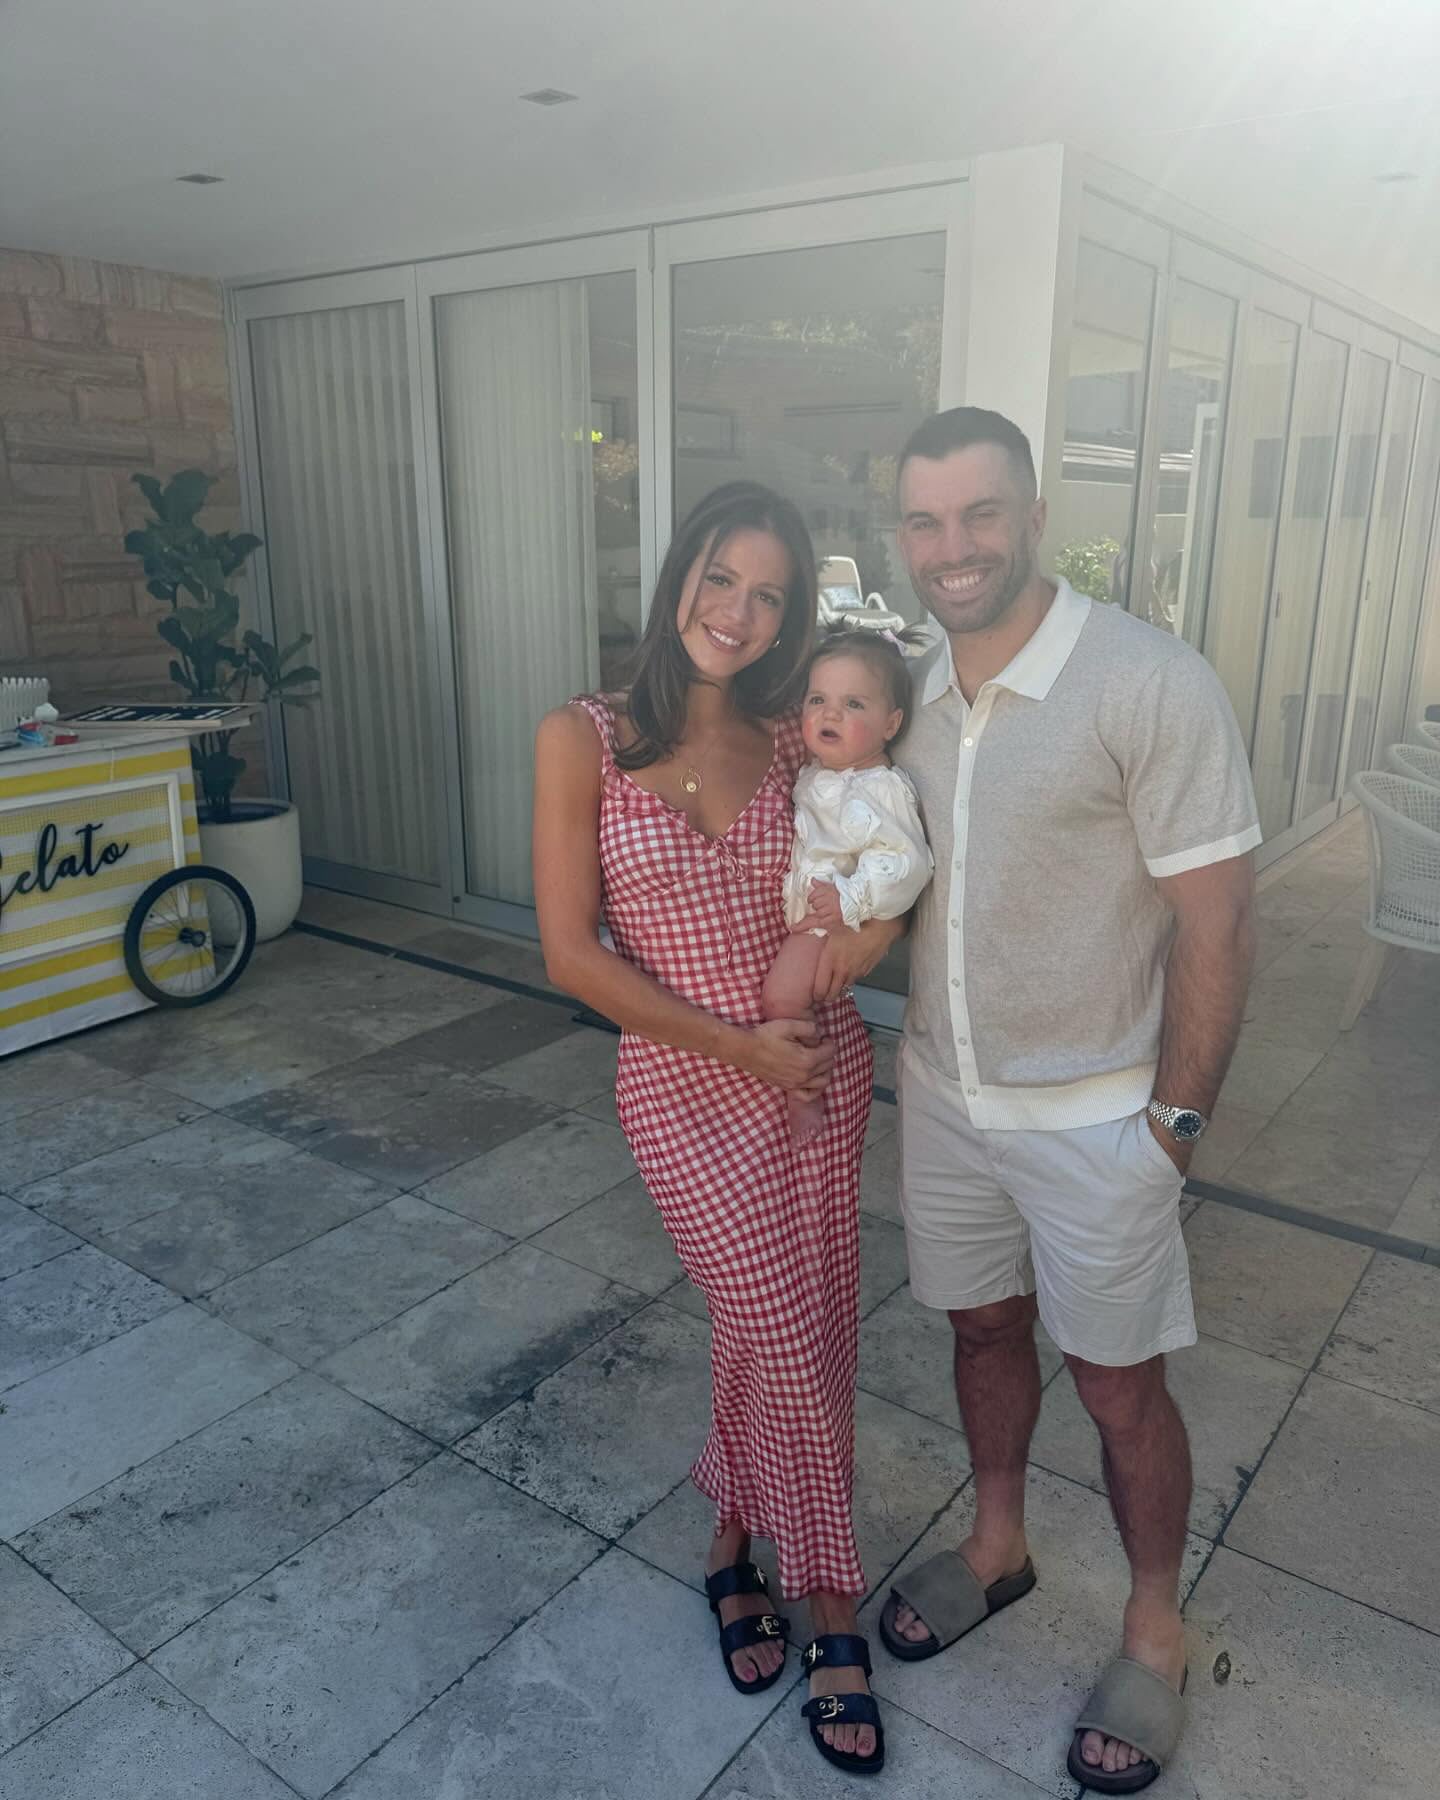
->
[875, 406, 1258, 1792]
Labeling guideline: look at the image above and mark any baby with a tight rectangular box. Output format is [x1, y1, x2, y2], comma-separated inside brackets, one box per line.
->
[764, 626, 934, 1146]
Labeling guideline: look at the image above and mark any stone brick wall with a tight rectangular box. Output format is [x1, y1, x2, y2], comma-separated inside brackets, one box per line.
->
[0, 245, 268, 789]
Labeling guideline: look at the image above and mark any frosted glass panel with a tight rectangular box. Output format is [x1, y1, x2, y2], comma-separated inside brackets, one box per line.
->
[1144, 280, 1234, 642]
[1054, 241, 1155, 608]
[250, 303, 441, 886]
[1298, 349, 1388, 819]
[1204, 311, 1298, 749]
[1342, 368, 1420, 788]
[436, 272, 638, 905]
[1250, 330, 1347, 839]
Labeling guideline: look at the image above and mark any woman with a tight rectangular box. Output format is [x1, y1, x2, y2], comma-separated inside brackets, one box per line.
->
[534, 482, 900, 1775]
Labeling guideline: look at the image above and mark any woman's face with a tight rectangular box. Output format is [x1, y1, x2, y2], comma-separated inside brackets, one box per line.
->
[802, 652, 902, 770]
[677, 528, 793, 685]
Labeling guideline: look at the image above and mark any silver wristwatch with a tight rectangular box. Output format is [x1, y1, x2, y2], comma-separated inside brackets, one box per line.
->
[1147, 1099, 1209, 1142]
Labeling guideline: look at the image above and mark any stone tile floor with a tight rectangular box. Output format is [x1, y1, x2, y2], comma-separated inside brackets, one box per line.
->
[2, 819, 1439, 1798]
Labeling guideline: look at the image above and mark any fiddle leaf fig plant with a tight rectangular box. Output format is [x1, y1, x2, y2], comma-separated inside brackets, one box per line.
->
[125, 469, 319, 822]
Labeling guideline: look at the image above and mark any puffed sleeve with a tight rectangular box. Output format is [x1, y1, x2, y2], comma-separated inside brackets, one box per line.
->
[826, 768, 934, 929]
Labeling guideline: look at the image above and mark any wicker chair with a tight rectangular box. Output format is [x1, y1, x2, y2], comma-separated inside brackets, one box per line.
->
[1387, 742, 1440, 790]
[1418, 719, 1440, 751]
[1343, 771, 1440, 1028]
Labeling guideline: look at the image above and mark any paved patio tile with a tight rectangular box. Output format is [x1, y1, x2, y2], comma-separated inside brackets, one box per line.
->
[858, 1287, 1063, 1430]
[530, 1172, 683, 1296]
[19, 1113, 297, 1241]
[1227, 1116, 1425, 1232]
[869, 1031, 899, 1090]
[0, 1043, 127, 1124]
[865, 1094, 898, 1144]
[1319, 1253, 1440, 1414]
[708, 1697, 1053, 1799]
[225, 1043, 466, 1143]
[330, 1549, 774, 1800]
[1217, 1035, 1325, 1121]
[405, 921, 557, 992]
[1276, 1045, 1440, 1158]
[81, 998, 381, 1108]
[485, 1021, 619, 1105]
[152, 1454, 599, 1800]
[397, 994, 583, 1073]
[0, 1664, 294, 1800]
[16, 1374, 433, 1655]
[1174, 1548, 1440, 1800]
[1030, 1334, 1304, 1538]
[1390, 1140, 1440, 1247]
[1227, 1373, 1440, 1633]
[0, 1546, 133, 1755]
[97, 1154, 398, 1298]
[415, 1111, 637, 1236]
[0, 1194, 80, 1282]
[1184, 1205, 1371, 1365]
[858, 1128, 902, 1224]
[859, 1468, 1210, 1797]
[0, 1244, 179, 1392]
[319, 1241, 645, 1441]
[205, 1194, 508, 1363]
[459, 1302, 712, 1536]
[293, 1071, 557, 1188]
[0, 1306, 294, 1539]
[858, 1211, 911, 1318]
[236, 943, 507, 1050]
[1185, 1100, 1270, 1182]
[0, 1080, 203, 1188]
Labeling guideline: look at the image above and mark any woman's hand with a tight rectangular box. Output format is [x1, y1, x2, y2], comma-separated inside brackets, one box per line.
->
[732, 1019, 836, 1096]
[814, 915, 906, 1003]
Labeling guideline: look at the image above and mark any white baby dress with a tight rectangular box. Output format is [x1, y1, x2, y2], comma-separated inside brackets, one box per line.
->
[783, 763, 933, 933]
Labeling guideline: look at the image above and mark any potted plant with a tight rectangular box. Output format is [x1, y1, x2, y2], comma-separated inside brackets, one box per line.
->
[125, 468, 319, 940]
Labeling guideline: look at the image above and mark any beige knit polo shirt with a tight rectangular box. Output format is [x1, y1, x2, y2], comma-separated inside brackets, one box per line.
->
[894, 579, 1261, 1130]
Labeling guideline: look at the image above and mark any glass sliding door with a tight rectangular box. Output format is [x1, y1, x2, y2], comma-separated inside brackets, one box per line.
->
[1375, 377, 1440, 755]
[428, 257, 642, 910]
[247, 295, 444, 896]
[1341, 366, 1421, 789]
[669, 231, 946, 626]
[1143, 280, 1235, 643]
[1204, 310, 1300, 748]
[1250, 329, 1349, 840]
[1054, 241, 1156, 609]
[1296, 348, 1388, 822]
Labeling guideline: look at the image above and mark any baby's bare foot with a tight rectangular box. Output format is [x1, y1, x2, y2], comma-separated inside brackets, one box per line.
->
[788, 1093, 825, 1148]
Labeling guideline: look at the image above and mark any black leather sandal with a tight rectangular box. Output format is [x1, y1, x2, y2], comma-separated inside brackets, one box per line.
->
[704, 1561, 790, 1695]
[800, 1633, 886, 1776]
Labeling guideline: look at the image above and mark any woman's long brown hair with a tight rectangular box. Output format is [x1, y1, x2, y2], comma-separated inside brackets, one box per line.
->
[613, 482, 817, 771]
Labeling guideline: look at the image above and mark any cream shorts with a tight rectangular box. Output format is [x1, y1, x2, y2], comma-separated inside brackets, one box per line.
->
[897, 1043, 1196, 1368]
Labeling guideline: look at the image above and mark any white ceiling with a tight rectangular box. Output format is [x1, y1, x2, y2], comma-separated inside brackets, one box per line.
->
[2, 0, 1438, 331]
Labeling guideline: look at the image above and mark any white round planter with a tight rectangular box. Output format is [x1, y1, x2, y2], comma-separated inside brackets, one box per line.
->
[198, 800, 303, 943]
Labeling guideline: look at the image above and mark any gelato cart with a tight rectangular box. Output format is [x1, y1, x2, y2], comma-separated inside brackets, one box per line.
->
[0, 716, 256, 1059]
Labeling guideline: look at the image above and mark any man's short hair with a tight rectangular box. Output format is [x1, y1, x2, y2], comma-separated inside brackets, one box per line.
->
[898, 407, 1037, 499]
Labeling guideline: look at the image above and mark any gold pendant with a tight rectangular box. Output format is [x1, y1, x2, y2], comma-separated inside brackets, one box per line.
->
[681, 768, 702, 795]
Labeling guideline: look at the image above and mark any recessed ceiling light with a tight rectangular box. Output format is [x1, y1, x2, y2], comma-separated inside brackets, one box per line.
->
[1374, 170, 1417, 184]
[520, 88, 577, 107]
[176, 172, 224, 184]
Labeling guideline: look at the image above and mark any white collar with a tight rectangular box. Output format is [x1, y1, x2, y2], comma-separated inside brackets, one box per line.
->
[917, 578, 1092, 708]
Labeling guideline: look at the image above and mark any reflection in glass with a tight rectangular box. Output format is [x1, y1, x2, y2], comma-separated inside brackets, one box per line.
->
[1298, 351, 1388, 819]
[1053, 241, 1155, 607]
[1374, 378, 1440, 756]
[671, 234, 946, 628]
[1250, 331, 1348, 838]
[1204, 312, 1298, 747]
[1144, 281, 1234, 642]
[436, 272, 639, 904]
[1343, 368, 1421, 789]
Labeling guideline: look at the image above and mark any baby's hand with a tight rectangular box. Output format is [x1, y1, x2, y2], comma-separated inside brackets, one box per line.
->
[790, 879, 847, 936]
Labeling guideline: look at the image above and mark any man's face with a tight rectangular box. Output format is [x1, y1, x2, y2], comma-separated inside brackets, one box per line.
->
[897, 444, 1046, 635]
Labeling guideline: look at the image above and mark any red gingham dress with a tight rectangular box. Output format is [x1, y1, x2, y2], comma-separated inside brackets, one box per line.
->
[574, 695, 872, 1598]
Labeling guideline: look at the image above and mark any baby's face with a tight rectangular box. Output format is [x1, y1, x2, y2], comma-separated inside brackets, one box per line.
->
[801, 653, 902, 770]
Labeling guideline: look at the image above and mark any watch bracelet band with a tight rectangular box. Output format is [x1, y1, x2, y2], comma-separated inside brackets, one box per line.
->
[1147, 1098, 1208, 1134]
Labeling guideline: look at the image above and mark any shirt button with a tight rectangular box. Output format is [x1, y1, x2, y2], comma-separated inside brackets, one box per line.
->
[962, 736, 974, 747]
[950, 977, 960, 988]
[967, 1088, 977, 1098]
[953, 859, 963, 870]
[950, 918, 959, 929]
[958, 1036, 968, 1046]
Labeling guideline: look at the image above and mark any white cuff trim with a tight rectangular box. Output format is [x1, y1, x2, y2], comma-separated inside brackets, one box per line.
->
[1145, 823, 1262, 880]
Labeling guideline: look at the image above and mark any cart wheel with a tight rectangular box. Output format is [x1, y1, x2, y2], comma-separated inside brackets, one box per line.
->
[123, 866, 256, 1008]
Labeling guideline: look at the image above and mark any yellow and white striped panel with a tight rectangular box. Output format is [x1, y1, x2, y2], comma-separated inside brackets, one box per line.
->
[0, 739, 200, 1055]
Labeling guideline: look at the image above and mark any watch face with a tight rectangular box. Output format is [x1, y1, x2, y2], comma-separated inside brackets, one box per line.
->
[1172, 1110, 1206, 1141]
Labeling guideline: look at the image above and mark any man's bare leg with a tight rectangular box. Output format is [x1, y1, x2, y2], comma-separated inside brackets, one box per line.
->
[762, 933, 827, 1146]
[891, 1294, 1040, 1640]
[1068, 1354, 1191, 1779]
